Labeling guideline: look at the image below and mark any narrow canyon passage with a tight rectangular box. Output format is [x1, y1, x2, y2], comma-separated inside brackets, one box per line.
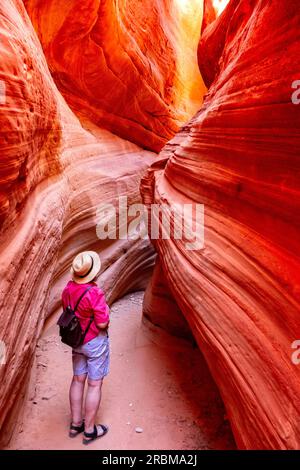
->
[1, 0, 300, 452]
[7, 293, 235, 450]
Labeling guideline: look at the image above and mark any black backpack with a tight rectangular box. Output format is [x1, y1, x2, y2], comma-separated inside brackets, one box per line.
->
[57, 286, 94, 348]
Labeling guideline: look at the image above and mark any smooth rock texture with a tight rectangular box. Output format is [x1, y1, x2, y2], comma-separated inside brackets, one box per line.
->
[141, 0, 300, 449]
[0, 0, 155, 445]
[24, 0, 206, 152]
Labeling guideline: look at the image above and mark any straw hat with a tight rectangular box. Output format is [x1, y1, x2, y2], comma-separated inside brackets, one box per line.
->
[71, 251, 101, 284]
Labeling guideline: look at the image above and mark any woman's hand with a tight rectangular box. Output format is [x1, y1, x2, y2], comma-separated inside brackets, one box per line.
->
[96, 321, 109, 330]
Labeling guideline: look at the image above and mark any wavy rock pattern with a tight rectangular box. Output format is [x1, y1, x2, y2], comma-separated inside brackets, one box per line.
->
[24, 0, 205, 152]
[0, 0, 61, 231]
[0, 0, 156, 445]
[141, 0, 300, 449]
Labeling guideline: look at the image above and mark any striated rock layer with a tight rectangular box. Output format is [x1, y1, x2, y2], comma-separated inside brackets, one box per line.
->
[24, 0, 205, 152]
[0, 0, 156, 445]
[141, 0, 300, 449]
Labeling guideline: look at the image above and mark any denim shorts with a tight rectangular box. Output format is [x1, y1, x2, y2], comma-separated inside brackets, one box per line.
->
[72, 333, 110, 381]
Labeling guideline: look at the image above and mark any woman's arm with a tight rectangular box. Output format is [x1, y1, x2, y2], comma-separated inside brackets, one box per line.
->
[89, 287, 110, 329]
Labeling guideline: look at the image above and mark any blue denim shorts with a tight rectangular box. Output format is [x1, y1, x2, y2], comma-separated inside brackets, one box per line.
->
[72, 333, 110, 381]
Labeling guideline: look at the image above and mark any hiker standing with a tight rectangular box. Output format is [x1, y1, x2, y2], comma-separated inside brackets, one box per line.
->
[60, 251, 110, 445]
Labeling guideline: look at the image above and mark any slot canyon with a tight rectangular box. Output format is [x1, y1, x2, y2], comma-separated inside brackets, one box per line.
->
[0, 0, 300, 451]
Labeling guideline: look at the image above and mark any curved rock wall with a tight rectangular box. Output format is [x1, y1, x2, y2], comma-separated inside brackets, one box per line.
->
[141, 0, 300, 449]
[24, 0, 206, 152]
[0, 0, 61, 232]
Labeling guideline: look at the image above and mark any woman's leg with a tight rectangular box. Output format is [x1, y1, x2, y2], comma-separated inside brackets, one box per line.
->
[84, 378, 103, 433]
[69, 373, 87, 427]
[83, 335, 109, 437]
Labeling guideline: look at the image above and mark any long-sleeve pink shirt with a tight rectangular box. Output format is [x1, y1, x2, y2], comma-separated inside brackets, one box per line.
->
[62, 280, 110, 344]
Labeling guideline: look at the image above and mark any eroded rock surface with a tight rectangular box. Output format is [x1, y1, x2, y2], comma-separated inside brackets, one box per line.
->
[24, 0, 205, 151]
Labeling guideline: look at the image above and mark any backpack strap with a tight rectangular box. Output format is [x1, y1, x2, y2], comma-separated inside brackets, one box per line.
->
[74, 285, 95, 342]
[82, 316, 95, 342]
[74, 285, 94, 313]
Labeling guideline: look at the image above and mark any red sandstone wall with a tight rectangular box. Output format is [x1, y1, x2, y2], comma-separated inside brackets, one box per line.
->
[201, 0, 216, 33]
[141, 0, 300, 449]
[0, 0, 61, 232]
[24, 0, 205, 152]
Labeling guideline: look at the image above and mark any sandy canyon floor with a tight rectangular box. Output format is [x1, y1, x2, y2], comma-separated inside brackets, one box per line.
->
[7, 292, 235, 450]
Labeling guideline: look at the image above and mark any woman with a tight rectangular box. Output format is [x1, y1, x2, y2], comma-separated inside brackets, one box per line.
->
[62, 251, 110, 445]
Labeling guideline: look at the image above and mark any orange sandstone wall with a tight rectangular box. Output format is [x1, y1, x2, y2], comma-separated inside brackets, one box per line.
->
[141, 0, 300, 449]
[24, 0, 206, 152]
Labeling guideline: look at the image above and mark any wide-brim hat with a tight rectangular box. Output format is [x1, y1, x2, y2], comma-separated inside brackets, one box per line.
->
[71, 251, 101, 284]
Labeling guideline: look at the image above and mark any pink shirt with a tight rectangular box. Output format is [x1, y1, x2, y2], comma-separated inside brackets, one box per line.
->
[62, 281, 110, 344]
